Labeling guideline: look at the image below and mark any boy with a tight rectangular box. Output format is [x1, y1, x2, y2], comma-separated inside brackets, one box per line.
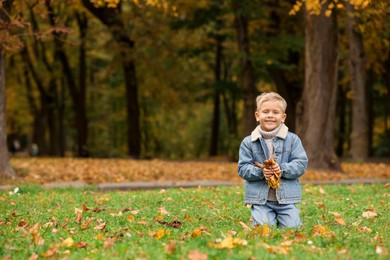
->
[238, 92, 308, 228]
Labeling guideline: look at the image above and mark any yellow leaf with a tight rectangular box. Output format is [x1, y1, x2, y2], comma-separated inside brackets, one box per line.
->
[154, 228, 169, 240]
[209, 235, 247, 249]
[155, 215, 164, 221]
[325, 10, 332, 17]
[127, 215, 135, 222]
[60, 237, 74, 248]
[261, 242, 290, 255]
[312, 225, 332, 237]
[191, 228, 202, 238]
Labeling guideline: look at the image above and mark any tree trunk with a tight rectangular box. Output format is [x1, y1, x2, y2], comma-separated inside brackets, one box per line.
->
[82, 0, 141, 158]
[266, 67, 297, 132]
[233, 0, 257, 136]
[209, 37, 223, 156]
[297, 4, 341, 171]
[336, 86, 347, 157]
[46, 0, 89, 157]
[0, 0, 16, 177]
[346, 4, 368, 161]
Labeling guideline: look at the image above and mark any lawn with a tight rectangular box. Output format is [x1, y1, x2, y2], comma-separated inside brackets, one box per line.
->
[0, 183, 389, 259]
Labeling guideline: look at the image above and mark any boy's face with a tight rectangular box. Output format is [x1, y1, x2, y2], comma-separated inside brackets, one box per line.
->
[255, 100, 287, 131]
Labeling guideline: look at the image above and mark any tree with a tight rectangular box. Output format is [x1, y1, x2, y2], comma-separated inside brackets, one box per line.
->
[232, 0, 257, 136]
[296, 1, 341, 170]
[346, 3, 368, 161]
[0, 0, 16, 177]
[82, 0, 141, 158]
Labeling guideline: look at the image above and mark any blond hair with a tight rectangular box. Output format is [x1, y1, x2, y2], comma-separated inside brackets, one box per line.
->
[256, 92, 287, 112]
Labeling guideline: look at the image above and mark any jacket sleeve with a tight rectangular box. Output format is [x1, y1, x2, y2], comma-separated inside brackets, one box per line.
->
[280, 134, 308, 180]
[238, 137, 264, 181]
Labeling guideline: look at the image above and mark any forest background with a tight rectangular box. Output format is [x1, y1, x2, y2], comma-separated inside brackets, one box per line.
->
[1, 0, 390, 177]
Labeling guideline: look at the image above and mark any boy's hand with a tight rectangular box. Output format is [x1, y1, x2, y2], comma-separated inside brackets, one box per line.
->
[262, 164, 281, 180]
[254, 156, 281, 188]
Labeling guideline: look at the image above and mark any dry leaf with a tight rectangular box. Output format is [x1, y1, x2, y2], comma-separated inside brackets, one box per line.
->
[74, 241, 87, 248]
[94, 222, 106, 230]
[239, 221, 251, 232]
[294, 233, 307, 242]
[376, 245, 388, 255]
[157, 220, 182, 229]
[165, 241, 176, 254]
[261, 242, 290, 255]
[74, 208, 83, 223]
[209, 235, 247, 249]
[159, 207, 170, 215]
[329, 212, 346, 226]
[362, 211, 377, 219]
[312, 225, 332, 237]
[103, 237, 115, 249]
[188, 250, 208, 260]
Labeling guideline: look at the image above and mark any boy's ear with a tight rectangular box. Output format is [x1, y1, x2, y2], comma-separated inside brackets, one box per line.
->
[255, 111, 260, 122]
[282, 113, 287, 122]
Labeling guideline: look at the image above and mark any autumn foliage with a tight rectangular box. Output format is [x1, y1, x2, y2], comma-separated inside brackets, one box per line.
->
[1, 157, 389, 186]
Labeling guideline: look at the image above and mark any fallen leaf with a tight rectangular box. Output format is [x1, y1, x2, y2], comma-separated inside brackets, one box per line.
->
[294, 233, 307, 242]
[362, 211, 377, 219]
[238, 221, 251, 232]
[252, 224, 272, 237]
[357, 226, 372, 233]
[74, 241, 87, 248]
[41, 246, 57, 257]
[74, 208, 83, 223]
[261, 242, 290, 255]
[158, 220, 182, 229]
[314, 202, 326, 210]
[94, 222, 106, 230]
[153, 228, 169, 240]
[28, 252, 39, 260]
[60, 237, 74, 248]
[312, 225, 332, 237]
[159, 207, 170, 215]
[82, 203, 90, 211]
[165, 241, 176, 254]
[103, 237, 115, 249]
[191, 228, 202, 238]
[209, 235, 247, 249]
[376, 245, 388, 255]
[188, 250, 208, 260]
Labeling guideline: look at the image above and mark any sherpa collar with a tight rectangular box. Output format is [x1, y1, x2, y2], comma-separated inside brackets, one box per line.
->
[250, 124, 289, 142]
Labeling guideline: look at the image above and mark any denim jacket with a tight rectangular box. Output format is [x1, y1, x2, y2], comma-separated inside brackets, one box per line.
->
[238, 124, 308, 205]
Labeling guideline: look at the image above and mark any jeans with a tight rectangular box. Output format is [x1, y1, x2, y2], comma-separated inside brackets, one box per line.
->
[251, 201, 301, 228]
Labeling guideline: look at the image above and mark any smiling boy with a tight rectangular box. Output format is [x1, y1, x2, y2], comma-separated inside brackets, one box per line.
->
[238, 92, 309, 228]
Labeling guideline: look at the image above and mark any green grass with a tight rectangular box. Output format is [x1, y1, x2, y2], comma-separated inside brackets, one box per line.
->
[0, 184, 389, 259]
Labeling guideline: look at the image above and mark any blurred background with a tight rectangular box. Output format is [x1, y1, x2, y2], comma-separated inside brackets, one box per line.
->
[3, 0, 389, 166]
